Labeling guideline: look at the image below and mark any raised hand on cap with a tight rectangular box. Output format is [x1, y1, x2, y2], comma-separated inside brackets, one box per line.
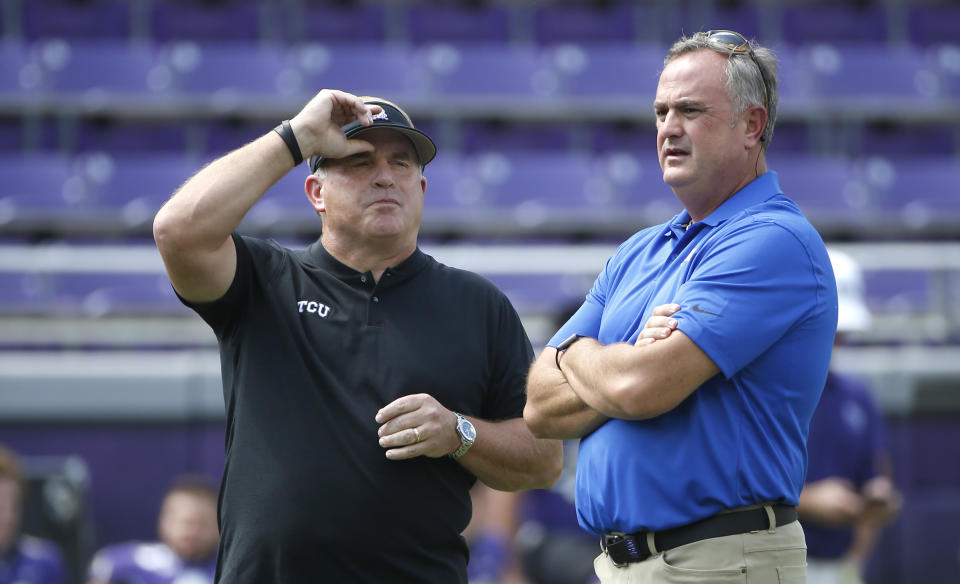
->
[289, 89, 384, 163]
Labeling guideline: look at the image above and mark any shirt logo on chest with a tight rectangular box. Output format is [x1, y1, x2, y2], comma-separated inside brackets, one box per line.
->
[297, 300, 333, 318]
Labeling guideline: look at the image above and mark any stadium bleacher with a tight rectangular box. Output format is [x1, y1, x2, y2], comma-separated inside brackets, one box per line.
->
[0, 1, 958, 583]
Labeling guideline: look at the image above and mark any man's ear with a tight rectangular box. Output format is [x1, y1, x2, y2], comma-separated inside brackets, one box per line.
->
[745, 105, 768, 149]
[305, 173, 325, 213]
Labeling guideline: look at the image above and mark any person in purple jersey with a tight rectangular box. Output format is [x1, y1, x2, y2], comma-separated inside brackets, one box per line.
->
[799, 249, 902, 584]
[86, 477, 218, 584]
[0, 444, 67, 584]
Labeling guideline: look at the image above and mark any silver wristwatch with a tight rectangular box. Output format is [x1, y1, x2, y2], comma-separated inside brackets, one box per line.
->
[451, 413, 476, 459]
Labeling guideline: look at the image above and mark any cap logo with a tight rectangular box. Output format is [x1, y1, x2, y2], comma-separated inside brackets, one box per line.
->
[372, 110, 389, 121]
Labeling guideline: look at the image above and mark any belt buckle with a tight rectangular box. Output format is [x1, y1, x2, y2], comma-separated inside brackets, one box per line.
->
[604, 532, 643, 567]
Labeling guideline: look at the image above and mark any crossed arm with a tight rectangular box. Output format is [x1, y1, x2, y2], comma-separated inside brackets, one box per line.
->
[524, 304, 720, 440]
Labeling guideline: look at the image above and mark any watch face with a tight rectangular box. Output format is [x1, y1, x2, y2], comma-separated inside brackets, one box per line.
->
[459, 417, 477, 442]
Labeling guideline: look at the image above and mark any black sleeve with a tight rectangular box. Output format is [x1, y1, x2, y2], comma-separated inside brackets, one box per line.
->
[177, 233, 286, 338]
[482, 288, 535, 421]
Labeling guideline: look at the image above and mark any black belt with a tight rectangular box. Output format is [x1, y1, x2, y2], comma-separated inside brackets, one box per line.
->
[602, 504, 798, 566]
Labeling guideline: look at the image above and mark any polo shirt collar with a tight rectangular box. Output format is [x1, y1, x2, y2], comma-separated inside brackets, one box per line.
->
[305, 239, 429, 284]
[666, 171, 782, 237]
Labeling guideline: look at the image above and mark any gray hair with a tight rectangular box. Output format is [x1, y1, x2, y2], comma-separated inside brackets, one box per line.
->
[664, 32, 779, 148]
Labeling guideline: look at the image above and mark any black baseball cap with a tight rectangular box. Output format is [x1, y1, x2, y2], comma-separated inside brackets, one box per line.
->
[309, 99, 437, 172]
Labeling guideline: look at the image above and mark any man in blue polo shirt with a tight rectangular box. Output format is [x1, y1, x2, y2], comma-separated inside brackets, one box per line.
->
[524, 30, 838, 583]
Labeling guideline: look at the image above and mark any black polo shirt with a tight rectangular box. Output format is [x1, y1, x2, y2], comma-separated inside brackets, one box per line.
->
[185, 234, 534, 584]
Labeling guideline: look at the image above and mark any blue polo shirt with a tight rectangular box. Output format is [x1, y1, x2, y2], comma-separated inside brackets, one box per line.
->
[550, 172, 838, 535]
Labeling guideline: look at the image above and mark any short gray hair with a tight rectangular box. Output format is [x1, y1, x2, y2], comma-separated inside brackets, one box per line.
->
[664, 32, 779, 148]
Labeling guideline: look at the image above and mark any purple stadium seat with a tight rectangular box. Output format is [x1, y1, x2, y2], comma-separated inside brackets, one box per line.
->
[463, 151, 597, 229]
[485, 273, 596, 315]
[801, 44, 938, 102]
[531, 3, 637, 45]
[293, 2, 388, 44]
[781, 3, 889, 46]
[770, 44, 814, 105]
[76, 152, 201, 228]
[766, 154, 869, 227]
[0, 43, 41, 94]
[0, 272, 56, 314]
[163, 42, 297, 99]
[294, 43, 421, 100]
[21, 0, 132, 41]
[245, 169, 313, 230]
[34, 40, 168, 99]
[591, 150, 677, 222]
[74, 118, 188, 154]
[930, 44, 960, 98]
[419, 155, 488, 228]
[0, 118, 21, 152]
[421, 44, 556, 99]
[0, 154, 81, 225]
[908, 4, 960, 46]
[0, 116, 58, 152]
[677, 3, 761, 42]
[863, 270, 932, 315]
[460, 121, 575, 155]
[150, 0, 262, 43]
[860, 156, 960, 229]
[767, 122, 811, 154]
[406, 4, 511, 45]
[51, 272, 183, 316]
[590, 122, 657, 155]
[203, 119, 271, 157]
[549, 43, 664, 99]
[858, 123, 955, 157]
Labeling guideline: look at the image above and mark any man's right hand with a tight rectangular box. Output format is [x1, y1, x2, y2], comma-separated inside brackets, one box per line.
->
[289, 89, 383, 163]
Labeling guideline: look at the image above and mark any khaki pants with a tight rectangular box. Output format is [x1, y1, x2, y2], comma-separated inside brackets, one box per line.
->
[594, 520, 807, 584]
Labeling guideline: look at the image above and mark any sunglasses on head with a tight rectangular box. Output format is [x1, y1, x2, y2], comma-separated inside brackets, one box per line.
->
[705, 29, 770, 113]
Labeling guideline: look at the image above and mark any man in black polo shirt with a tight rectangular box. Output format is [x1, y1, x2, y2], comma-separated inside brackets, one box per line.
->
[153, 89, 562, 583]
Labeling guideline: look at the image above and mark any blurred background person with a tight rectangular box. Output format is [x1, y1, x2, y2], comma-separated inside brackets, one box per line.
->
[799, 248, 903, 584]
[0, 444, 67, 584]
[86, 476, 218, 584]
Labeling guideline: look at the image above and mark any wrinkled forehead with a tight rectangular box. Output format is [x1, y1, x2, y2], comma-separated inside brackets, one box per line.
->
[656, 50, 729, 101]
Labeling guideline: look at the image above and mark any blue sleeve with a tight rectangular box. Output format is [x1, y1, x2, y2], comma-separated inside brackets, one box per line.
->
[675, 219, 832, 378]
[546, 258, 610, 347]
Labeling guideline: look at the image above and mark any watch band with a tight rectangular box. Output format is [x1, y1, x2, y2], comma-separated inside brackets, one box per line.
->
[451, 413, 475, 459]
[273, 119, 304, 166]
[555, 333, 584, 369]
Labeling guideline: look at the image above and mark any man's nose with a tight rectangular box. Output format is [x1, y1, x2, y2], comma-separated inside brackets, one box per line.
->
[371, 159, 396, 187]
[659, 110, 683, 138]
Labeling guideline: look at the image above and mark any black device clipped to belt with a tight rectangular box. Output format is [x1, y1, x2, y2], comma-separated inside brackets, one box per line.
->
[602, 504, 797, 567]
